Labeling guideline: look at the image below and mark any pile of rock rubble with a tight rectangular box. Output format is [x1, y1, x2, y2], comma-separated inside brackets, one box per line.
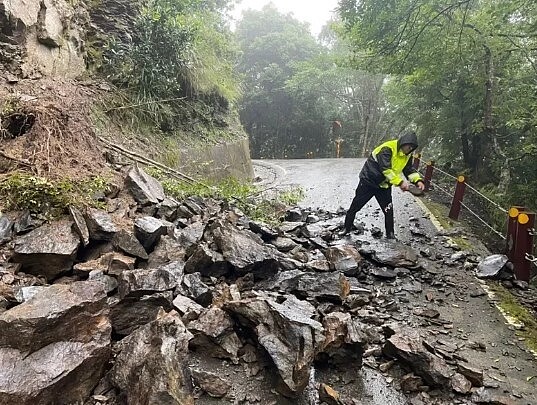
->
[0, 166, 510, 404]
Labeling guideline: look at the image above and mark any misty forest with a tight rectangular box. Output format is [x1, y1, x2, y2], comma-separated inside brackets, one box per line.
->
[91, 0, 537, 211]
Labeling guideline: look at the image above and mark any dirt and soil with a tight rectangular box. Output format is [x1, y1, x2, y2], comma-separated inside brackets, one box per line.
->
[0, 78, 112, 180]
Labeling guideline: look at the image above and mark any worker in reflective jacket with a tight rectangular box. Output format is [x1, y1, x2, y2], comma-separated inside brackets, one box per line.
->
[341, 131, 425, 239]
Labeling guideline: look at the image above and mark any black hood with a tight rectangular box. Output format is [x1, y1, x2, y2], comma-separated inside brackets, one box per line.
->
[397, 131, 418, 151]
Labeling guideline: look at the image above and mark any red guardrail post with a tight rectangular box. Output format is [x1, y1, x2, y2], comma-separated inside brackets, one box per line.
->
[423, 160, 435, 191]
[412, 153, 421, 170]
[448, 175, 467, 220]
[513, 211, 535, 282]
[506, 206, 525, 260]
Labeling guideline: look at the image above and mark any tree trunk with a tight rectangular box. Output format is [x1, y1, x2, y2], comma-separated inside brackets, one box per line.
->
[475, 44, 495, 180]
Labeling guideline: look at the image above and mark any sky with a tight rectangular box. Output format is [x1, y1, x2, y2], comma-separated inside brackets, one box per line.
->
[230, 0, 340, 36]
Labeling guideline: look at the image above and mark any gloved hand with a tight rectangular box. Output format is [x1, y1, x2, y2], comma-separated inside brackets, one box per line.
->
[399, 181, 410, 191]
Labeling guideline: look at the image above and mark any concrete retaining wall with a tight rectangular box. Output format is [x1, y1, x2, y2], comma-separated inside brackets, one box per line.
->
[175, 138, 254, 181]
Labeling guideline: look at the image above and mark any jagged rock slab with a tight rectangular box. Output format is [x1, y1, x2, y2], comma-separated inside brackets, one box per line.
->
[85, 209, 117, 241]
[188, 307, 242, 362]
[110, 292, 173, 336]
[0, 281, 111, 404]
[259, 270, 350, 303]
[359, 242, 419, 269]
[184, 243, 231, 277]
[125, 166, 165, 206]
[0, 215, 13, 245]
[134, 216, 168, 251]
[210, 219, 281, 280]
[11, 219, 80, 280]
[324, 245, 362, 272]
[383, 328, 453, 387]
[110, 311, 194, 405]
[113, 229, 148, 260]
[118, 261, 184, 299]
[225, 294, 324, 395]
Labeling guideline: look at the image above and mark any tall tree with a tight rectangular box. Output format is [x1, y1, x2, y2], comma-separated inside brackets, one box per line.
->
[235, 5, 325, 158]
[338, 0, 537, 206]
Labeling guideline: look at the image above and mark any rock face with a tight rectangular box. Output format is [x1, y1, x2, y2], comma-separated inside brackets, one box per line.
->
[109, 310, 194, 405]
[0, 0, 86, 77]
[11, 220, 80, 281]
[0, 282, 111, 404]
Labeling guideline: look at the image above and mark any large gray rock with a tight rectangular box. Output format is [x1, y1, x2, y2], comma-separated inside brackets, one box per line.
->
[174, 221, 205, 256]
[359, 242, 419, 269]
[109, 310, 194, 405]
[475, 254, 511, 279]
[118, 261, 184, 299]
[85, 209, 117, 241]
[11, 220, 80, 280]
[188, 307, 242, 362]
[184, 243, 231, 277]
[110, 292, 173, 336]
[113, 229, 148, 260]
[0, 281, 111, 404]
[210, 219, 281, 280]
[0, 215, 13, 245]
[260, 270, 351, 303]
[383, 328, 453, 387]
[180, 273, 213, 307]
[173, 294, 204, 322]
[148, 236, 186, 268]
[134, 216, 168, 251]
[225, 294, 324, 395]
[125, 166, 165, 206]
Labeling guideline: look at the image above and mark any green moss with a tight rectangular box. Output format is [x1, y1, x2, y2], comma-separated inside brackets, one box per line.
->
[488, 282, 537, 353]
[0, 173, 109, 218]
[279, 187, 305, 206]
[422, 199, 455, 229]
[452, 236, 474, 251]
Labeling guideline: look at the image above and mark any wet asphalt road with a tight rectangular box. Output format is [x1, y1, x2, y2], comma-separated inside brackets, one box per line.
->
[253, 159, 537, 405]
[253, 158, 434, 240]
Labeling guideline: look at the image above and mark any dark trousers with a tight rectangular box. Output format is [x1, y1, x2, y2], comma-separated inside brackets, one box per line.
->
[344, 180, 394, 234]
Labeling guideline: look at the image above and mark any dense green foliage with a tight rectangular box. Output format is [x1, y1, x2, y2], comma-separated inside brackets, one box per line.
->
[337, 0, 537, 208]
[235, 6, 398, 159]
[99, 0, 240, 137]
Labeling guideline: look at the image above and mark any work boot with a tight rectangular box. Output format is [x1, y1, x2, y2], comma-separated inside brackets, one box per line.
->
[337, 229, 350, 238]
[386, 232, 396, 240]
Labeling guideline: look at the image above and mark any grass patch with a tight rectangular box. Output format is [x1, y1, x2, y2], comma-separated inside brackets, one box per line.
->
[488, 281, 537, 353]
[0, 173, 109, 218]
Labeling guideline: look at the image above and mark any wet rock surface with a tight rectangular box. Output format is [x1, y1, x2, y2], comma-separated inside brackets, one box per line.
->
[0, 163, 536, 405]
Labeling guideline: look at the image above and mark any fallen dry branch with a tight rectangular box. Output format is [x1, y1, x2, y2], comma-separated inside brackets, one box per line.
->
[98, 136, 201, 186]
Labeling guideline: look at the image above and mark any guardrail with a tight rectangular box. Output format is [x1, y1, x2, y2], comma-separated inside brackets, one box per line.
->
[412, 154, 536, 282]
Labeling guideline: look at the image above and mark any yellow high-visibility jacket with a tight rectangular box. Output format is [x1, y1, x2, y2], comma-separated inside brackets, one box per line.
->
[359, 133, 422, 188]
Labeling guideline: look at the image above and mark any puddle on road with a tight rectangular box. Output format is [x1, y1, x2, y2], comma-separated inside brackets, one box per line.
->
[305, 366, 408, 405]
